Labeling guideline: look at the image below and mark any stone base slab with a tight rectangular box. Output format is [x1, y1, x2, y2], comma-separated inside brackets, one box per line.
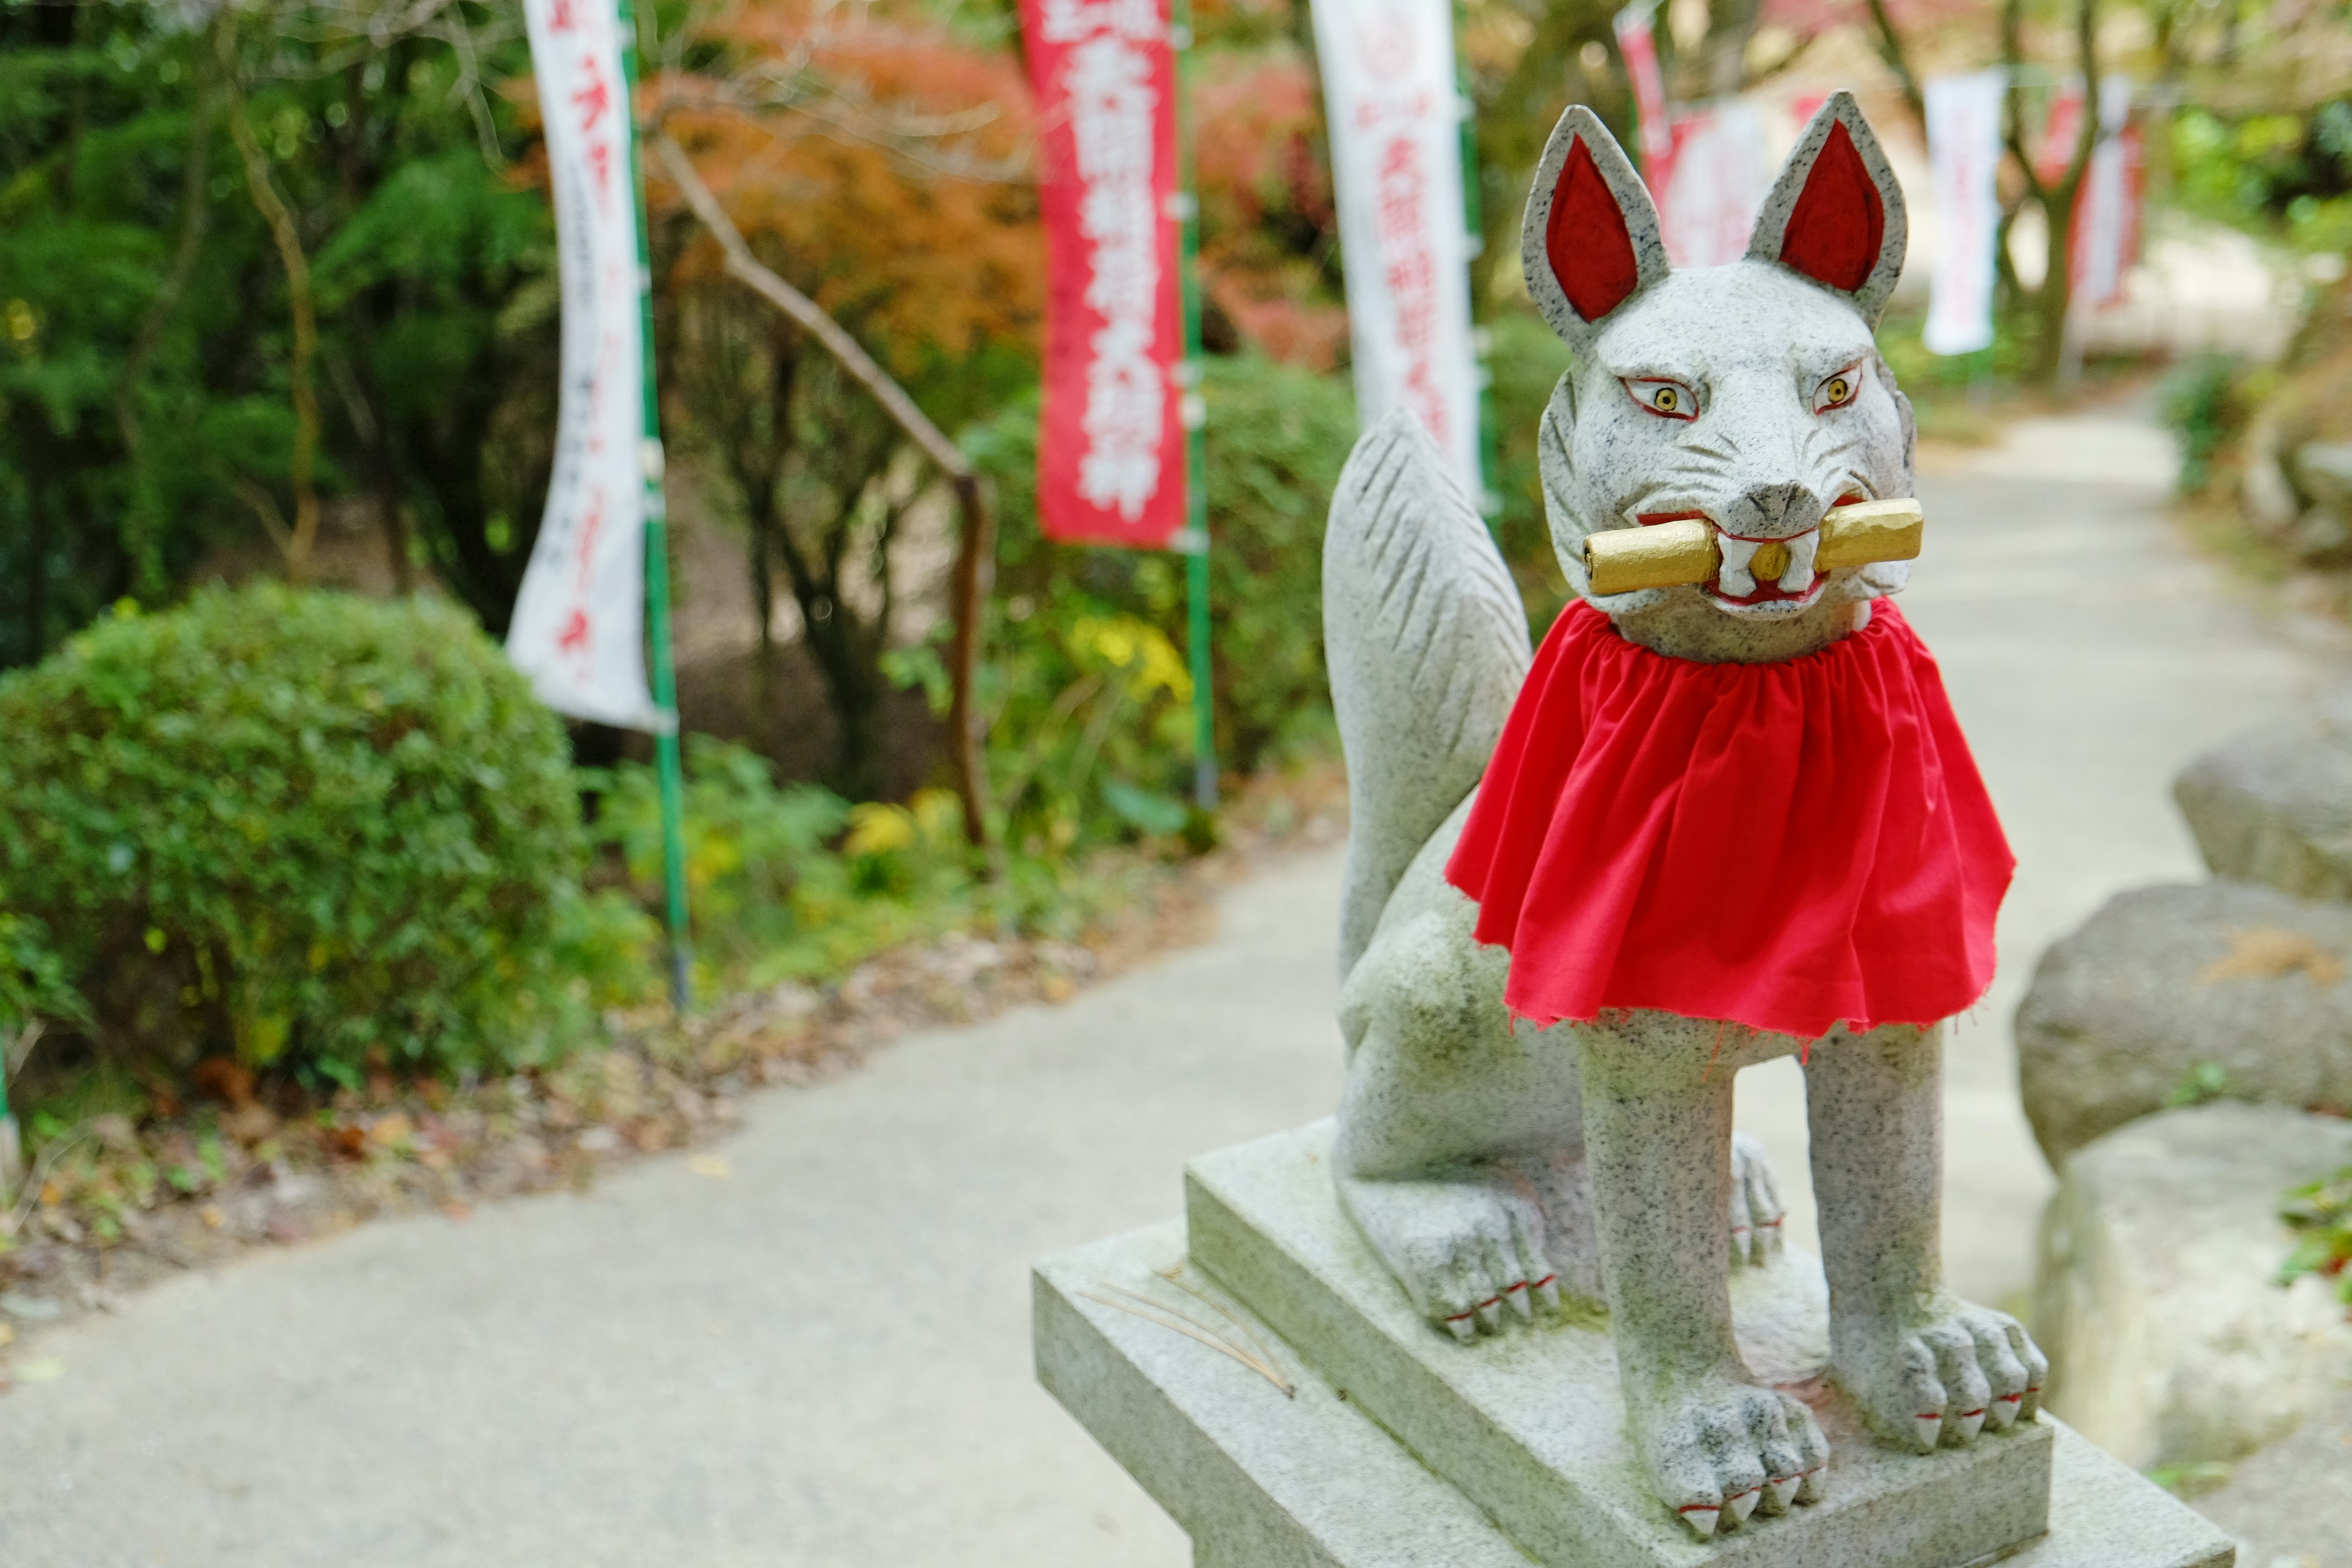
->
[1187, 1121, 2052, 1568]
[1035, 1219, 2235, 1568]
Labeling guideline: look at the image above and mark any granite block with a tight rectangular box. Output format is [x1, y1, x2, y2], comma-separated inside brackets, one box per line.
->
[1035, 1219, 2234, 1568]
[1187, 1121, 2052, 1568]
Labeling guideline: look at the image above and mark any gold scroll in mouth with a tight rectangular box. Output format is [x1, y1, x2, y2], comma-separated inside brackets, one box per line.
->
[1581, 497, 1926, 597]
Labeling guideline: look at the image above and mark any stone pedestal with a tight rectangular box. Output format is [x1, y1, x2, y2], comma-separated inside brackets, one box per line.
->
[1035, 1122, 2235, 1568]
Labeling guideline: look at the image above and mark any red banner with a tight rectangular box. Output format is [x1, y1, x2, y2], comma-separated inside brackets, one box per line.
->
[1023, 0, 1188, 549]
[1611, 4, 1672, 172]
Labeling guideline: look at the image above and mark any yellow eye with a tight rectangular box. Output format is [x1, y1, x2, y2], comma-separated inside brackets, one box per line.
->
[1820, 374, 1854, 408]
[1653, 387, 1679, 413]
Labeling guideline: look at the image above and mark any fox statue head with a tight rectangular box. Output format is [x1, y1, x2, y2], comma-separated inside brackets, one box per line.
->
[1526, 94, 1915, 661]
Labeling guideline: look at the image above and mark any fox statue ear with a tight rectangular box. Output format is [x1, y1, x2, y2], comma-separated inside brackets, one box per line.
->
[1747, 91, 1907, 326]
[1522, 107, 1669, 350]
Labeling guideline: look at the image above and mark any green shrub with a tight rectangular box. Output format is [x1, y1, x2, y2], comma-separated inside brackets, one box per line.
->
[0, 911, 86, 1041]
[963, 353, 1354, 853]
[2158, 353, 2252, 492]
[587, 736, 980, 990]
[0, 585, 618, 1085]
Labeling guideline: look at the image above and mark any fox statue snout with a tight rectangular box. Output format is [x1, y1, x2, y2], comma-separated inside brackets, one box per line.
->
[1322, 91, 2046, 1543]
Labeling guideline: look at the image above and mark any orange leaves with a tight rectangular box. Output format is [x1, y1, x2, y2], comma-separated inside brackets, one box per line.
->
[649, 0, 1042, 364]
[1194, 53, 1328, 238]
[1191, 50, 1347, 369]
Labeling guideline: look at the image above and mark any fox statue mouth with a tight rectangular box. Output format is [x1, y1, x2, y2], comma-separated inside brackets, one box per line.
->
[1632, 511, 1827, 612]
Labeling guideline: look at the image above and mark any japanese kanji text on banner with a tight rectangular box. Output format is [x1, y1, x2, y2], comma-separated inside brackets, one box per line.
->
[510, 0, 665, 731]
[1310, 0, 1483, 494]
[1023, 0, 1189, 549]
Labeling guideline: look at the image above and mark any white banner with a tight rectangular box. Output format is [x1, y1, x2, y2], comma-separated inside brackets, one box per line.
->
[510, 0, 665, 732]
[1656, 100, 1770, 270]
[2075, 76, 2135, 309]
[1923, 71, 2003, 356]
[1310, 0, 1483, 495]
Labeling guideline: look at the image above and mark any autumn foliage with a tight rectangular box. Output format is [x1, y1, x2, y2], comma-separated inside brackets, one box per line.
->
[644, 1, 1045, 366]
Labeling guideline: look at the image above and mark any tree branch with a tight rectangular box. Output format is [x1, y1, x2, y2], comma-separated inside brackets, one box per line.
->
[1861, 0, 1926, 134]
[221, 27, 322, 586]
[654, 130, 995, 854]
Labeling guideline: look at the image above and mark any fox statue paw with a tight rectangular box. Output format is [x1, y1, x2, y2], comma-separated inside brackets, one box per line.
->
[1838, 1297, 2049, 1452]
[1636, 1370, 1830, 1540]
[1339, 1171, 1566, 1340]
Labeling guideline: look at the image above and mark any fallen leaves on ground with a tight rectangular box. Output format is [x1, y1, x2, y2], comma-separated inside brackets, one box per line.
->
[0, 764, 1346, 1352]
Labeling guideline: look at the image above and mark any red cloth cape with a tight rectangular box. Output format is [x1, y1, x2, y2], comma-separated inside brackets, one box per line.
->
[1445, 600, 2011, 1039]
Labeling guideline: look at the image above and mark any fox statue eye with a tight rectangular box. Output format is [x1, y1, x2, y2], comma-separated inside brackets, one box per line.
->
[1812, 366, 1862, 413]
[1626, 378, 1697, 421]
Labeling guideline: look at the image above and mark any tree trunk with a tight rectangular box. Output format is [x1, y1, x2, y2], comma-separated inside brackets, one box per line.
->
[221, 29, 322, 582]
[801, 602, 889, 802]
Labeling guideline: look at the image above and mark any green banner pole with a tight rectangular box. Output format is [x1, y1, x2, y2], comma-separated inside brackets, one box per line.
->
[1453, 10, 1501, 520]
[1172, 0, 1217, 812]
[0, 1043, 19, 1199]
[618, 0, 693, 1011]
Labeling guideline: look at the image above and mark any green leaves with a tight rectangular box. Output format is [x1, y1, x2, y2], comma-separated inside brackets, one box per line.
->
[2278, 1163, 2352, 1308]
[0, 911, 86, 1040]
[0, 584, 597, 1082]
[968, 353, 1355, 858]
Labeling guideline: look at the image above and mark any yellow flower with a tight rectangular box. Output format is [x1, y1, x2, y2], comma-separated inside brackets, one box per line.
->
[1069, 614, 1193, 703]
[843, 802, 918, 858]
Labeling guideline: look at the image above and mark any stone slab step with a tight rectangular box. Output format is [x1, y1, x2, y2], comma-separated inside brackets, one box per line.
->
[1034, 1216, 2234, 1568]
[1185, 1120, 2053, 1568]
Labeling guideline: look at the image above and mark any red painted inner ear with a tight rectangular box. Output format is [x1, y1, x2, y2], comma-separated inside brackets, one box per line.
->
[1545, 138, 1642, 323]
[1777, 121, 1884, 294]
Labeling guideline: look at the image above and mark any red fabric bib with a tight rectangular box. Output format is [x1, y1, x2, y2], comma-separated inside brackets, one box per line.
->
[1445, 600, 2011, 1039]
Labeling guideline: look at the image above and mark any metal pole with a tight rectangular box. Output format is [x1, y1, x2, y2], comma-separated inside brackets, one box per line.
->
[0, 1050, 20, 1200]
[1452, 9, 1501, 520]
[617, 0, 693, 1011]
[1171, 0, 1217, 811]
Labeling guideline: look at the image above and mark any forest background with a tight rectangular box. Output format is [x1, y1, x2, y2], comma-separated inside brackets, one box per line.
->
[1, 0, 2348, 1131]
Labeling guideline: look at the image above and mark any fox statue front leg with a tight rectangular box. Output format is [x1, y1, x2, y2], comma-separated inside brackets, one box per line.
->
[1576, 1019, 1831, 1537]
[1806, 1025, 2049, 1451]
[1332, 809, 1791, 1342]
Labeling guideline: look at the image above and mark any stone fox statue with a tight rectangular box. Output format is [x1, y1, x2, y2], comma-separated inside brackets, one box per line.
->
[1323, 96, 2048, 1540]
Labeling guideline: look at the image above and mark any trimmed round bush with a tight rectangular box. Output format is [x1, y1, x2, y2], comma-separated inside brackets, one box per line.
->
[0, 585, 608, 1083]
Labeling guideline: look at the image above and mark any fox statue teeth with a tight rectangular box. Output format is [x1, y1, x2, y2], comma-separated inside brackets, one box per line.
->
[1775, 530, 1821, 594]
[1712, 528, 1823, 601]
[1716, 533, 1765, 598]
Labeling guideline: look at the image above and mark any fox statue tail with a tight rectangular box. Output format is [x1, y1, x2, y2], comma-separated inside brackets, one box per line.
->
[1322, 410, 1532, 979]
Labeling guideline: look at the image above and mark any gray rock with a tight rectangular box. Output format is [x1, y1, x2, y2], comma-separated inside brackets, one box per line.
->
[2195, 1389, 2352, 1568]
[2290, 504, 2352, 560]
[2015, 881, 2352, 1165]
[2032, 1102, 2352, 1471]
[2290, 441, 2352, 510]
[2176, 704, 2352, 902]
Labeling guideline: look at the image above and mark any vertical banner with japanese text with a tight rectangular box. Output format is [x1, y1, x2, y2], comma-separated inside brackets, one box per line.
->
[1923, 71, 2004, 355]
[510, 0, 665, 731]
[1310, 0, 1482, 492]
[1654, 100, 1770, 270]
[1023, 0, 1189, 549]
[2073, 77, 2141, 308]
[1612, 1, 1672, 171]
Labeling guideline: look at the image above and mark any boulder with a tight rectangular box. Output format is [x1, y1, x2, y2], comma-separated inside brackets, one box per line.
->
[2032, 1101, 2352, 1472]
[2176, 696, 2352, 902]
[2195, 1388, 2352, 1568]
[2291, 441, 2352, 511]
[2015, 881, 2352, 1164]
